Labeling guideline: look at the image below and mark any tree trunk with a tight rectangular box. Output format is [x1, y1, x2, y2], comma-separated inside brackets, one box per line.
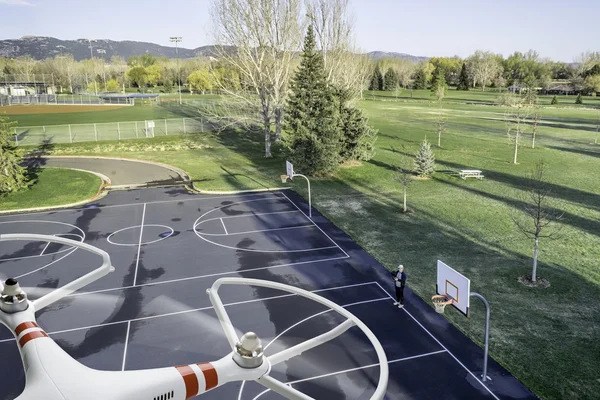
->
[532, 130, 536, 149]
[274, 107, 283, 142]
[531, 236, 539, 282]
[264, 125, 272, 158]
[403, 185, 407, 213]
[513, 132, 519, 164]
[438, 130, 441, 147]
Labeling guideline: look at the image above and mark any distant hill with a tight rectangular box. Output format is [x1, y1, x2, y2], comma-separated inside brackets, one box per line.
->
[0, 36, 218, 61]
[0, 36, 427, 63]
[367, 51, 428, 63]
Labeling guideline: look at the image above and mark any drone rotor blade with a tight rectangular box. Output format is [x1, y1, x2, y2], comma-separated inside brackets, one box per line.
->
[257, 375, 315, 400]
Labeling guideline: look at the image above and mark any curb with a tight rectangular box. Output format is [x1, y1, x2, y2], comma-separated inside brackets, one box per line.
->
[0, 167, 110, 215]
[188, 182, 292, 195]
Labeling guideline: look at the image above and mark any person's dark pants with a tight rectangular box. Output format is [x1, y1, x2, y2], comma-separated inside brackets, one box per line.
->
[395, 285, 405, 305]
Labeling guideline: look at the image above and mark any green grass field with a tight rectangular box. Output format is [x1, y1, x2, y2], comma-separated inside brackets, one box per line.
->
[10, 90, 600, 399]
[0, 168, 102, 211]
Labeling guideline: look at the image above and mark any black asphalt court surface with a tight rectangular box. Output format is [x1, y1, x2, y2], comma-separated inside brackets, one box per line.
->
[21, 157, 188, 187]
[0, 187, 537, 399]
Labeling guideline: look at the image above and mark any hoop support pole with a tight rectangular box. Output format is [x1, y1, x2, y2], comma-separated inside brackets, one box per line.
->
[470, 292, 490, 382]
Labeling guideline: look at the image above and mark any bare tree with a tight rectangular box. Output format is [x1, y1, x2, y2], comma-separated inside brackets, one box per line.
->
[306, 0, 367, 99]
[435, 107, 447, 147]
[531, 105, 541, 149]
[595, 110, 599, 145]
[512, 160, 563, 283]
[209, 0, 303, 157]
[505, 94, 531, 164]
[467, 50, 502, 91]
[393, 153, 413, 213]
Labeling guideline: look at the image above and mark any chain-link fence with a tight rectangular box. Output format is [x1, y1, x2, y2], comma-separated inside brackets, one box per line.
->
[13, 118, 206, 146]
[0, 94, 134, 106]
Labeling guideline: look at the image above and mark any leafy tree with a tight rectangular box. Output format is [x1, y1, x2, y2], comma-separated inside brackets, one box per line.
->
[512, 160, 563, 284]
[0, 117, 29, 194]
[413, 138, 435, 177]
[550, 95, 558, 105]
[456, 63, 470, 90]
[335, 88, 377, 162]
[585, 74, 600, 94]
[145, 64, 163, 87]
[284, 25, 341, 176]
[383, 68, 398, 91]
[431, 69, 446, 101]
[126, 66, 148, 88]
[575, 93, 583, 104]
[140, 54, 157, 67]
[188, 69, 214, 94]
[105, 79, 120, 92]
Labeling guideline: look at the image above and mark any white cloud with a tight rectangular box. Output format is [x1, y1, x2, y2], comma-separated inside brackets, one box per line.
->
[0, 0, 34, 6]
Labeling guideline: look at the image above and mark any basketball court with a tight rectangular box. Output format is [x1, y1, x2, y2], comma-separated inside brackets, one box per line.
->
[0, 187, 536, 399]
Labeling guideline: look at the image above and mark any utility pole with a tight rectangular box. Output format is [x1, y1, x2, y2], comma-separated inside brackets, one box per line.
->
[88, 39, 98, 95]
[97, 49, 107, 91]
[169, 36, 183, 105]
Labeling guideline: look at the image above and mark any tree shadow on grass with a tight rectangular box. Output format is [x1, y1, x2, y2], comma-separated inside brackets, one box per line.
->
[20, 139, 55, 184]
[547, 145, 600, 159]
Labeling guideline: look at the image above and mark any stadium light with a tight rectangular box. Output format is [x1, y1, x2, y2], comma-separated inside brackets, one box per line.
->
[169, 36, 183, 105]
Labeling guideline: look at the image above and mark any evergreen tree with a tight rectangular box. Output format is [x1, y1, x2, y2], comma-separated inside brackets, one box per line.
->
[575, 93, 583, 104]
[431, 68, 446, 92]
[383, 68, 399, 91]
[413, 69, 428, 90]
[369, 69, 379, 91]
[550, 95, 558, 105]
[284, 25, 341, 176]
[456, 63, 470, 91]
[413, 138, 435, 177]
[0, 117, 29, 194]
[335, 88, 378, 162]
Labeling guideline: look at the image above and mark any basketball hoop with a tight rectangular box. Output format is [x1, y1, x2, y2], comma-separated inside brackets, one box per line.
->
[432, 295, 453, 314]
[280, 175, 289, 183]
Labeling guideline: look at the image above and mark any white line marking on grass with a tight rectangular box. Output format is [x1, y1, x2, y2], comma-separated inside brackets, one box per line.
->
[373, 282, 500, 400]
[121, 321, 131, 371]
[279, 192, 350, 258]
[132, 203, 146, 286]
[66, 255, 351, 297]
[220, 218, 228, 235]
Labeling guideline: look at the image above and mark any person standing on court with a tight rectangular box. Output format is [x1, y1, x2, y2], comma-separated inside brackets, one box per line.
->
[393, 265, 407, 308]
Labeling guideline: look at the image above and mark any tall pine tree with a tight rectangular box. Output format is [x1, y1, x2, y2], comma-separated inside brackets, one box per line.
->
[0, 117, 29, 194]
[285, 25, 342, 176]
[457, 63, 470, 91]
[335, 88, 378, 162]
[413, 138, 435, 177]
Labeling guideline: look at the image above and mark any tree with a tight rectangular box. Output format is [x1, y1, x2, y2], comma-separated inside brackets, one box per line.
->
[531, 106, 541, 149]
[585, 74, 600, 94]
[413, 138, 435, 177]
[504, 94, 531, 164]
[512, 160, 563, 284]
[210, 0, 303, 156]
[435, 108, 447, 147]
[456, 63, 470, 90]
[393, 153, 413, 213]
[383, 68, 398, 91]
[550, 95, 558, 105]
[187, 69, 214, 94]
[126, 66, 147, 88]
[145, 64, 163, 87]
[336, 88, 377, 162]
[0, 117, 29, 194]
[431, 69, 446, 101]
[467, 50, 502, 91]
[575, 93, 583, 104]
[413, 68, 428, 89]
[284, 25, 341, 176]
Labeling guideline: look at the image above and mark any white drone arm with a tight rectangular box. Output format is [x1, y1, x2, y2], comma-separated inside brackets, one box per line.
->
[0, 234, 114, 311]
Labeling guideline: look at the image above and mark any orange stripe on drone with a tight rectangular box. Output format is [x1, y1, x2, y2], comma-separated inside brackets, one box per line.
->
[175, 365, 199, 399]
[19, 330, 48, 348]
[198, 362, 218, 391]
[15, 321, 39, 336]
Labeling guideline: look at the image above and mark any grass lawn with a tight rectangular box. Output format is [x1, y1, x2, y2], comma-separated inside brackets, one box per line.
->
[0, 168, 102, 211]
[14, 92, 600, 400]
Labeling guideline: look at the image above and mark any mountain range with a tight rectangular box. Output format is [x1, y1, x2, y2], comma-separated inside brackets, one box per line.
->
[0, 36, 427, 62]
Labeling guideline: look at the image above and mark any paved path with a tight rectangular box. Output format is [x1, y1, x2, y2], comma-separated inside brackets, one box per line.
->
[23, 156, 189, 188]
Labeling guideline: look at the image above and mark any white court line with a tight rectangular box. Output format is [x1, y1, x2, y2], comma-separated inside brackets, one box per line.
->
[15, 248, 78, 279]
[251, 350, 448, 400]
[279, 192, 350, 258]
[220, 218, 228, 235]
[213, 210, 299, 222]
[132, 203, 146, 286]
[39, 241, 51, 256]
[198, 224, 316, 237]
[67, 254, 350, 298]
[121, 321, 131, 371]
[373, 282, 500, 400]
[0, 191, 283, 217]
[0, 282, 380, 343]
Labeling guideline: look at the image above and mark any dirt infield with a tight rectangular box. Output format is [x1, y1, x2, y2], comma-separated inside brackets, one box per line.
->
[0, 105, 125, 115]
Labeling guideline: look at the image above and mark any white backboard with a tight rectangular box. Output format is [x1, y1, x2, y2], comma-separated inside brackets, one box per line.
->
[286, 160, 294, 180]
[436, 260, 470, 316]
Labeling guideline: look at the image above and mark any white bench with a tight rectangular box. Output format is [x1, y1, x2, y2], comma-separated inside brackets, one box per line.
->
[459, 169, 484, 180]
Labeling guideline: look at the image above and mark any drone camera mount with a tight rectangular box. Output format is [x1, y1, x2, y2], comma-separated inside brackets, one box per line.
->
[0, 278, 29, 314]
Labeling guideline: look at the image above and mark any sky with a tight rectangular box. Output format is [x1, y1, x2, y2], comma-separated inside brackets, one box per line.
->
[0, 0, 598, 62]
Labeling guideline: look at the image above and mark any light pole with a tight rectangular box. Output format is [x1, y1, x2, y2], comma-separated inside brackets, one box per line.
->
[97, 49, 107, 91]
[88, 39, 98, 95]
[169, 36, 183, 105]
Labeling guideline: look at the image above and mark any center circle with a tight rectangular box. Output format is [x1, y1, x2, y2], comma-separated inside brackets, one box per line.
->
[107, 225, 174, 246]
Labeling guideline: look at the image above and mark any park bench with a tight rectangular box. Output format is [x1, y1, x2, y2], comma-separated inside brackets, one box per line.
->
[459, 169, 484, 180]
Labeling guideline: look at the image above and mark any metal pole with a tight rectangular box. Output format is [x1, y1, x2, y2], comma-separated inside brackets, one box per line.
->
[135, 121, 138, 138]
[170, 36, 183, 105]
[69, 124, 72, 143]
[469, 292, 491, 382]
[94, 123, 98, 141]
[165, 119, 168, 135]
[292, 174, 312, 218]
[118, 122, 121, 140]
[183, 118, 186, 134]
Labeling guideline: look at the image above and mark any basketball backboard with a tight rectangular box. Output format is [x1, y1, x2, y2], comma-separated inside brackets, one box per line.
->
[286, 160, 294, 180]
[436, 260, 470, 316]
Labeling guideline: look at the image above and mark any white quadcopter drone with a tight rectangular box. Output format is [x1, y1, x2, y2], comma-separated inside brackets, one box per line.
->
[0, 234, 388, 400]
